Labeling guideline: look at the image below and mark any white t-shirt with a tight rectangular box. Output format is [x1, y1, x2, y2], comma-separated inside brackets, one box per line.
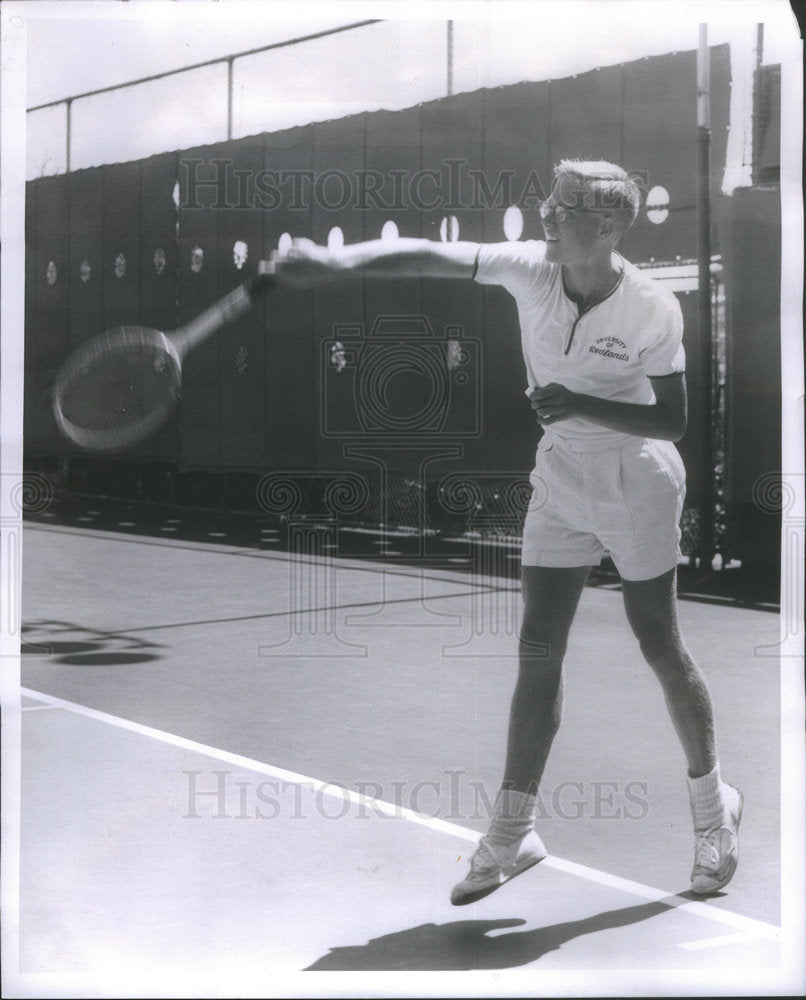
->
[474, 239, 686, 446]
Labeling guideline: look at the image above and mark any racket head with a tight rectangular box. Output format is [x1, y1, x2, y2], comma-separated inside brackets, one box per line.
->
[52, 326, 182, 452]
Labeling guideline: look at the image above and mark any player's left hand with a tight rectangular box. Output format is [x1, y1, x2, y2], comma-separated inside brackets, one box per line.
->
[528, 383, 580, 424]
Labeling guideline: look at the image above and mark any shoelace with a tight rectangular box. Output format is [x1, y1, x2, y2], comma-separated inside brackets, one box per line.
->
[694, 830, 721, 869]
[469, 840, 497, 873]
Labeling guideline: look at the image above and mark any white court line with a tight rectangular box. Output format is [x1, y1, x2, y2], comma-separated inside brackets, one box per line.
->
[678, 930, 770, 950]
[21, 685, 780, 944]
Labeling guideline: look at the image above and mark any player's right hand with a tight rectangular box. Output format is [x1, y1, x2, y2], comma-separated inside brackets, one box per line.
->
[270, 239, 342, 288]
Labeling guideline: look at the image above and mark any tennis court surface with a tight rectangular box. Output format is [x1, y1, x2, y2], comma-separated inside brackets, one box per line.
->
[8, 518, 803, 997]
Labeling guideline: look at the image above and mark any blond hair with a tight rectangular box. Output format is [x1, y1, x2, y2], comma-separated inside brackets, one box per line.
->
[553, 160, 641, 227]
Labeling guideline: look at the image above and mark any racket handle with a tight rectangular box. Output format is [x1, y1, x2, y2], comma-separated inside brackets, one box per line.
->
[172, 284, 254, 356]
[247, 266, 276, 299]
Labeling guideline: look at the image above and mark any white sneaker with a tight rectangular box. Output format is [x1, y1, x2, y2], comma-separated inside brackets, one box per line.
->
[451, 829, 547, 906]
[690, 784, 743, 894]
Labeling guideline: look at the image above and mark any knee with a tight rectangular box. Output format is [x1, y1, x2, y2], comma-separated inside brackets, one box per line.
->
[636, 629, 689, 672]
[519, 626, 567, 667]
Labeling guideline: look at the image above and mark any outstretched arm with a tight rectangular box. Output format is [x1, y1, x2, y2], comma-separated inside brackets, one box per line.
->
[266, 237, 479, 287]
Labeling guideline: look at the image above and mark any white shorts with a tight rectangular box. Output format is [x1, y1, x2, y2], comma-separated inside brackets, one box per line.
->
[522, 434, 686, 581]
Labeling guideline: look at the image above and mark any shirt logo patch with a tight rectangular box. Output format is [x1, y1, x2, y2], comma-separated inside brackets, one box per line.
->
[589, 336, 629, 361]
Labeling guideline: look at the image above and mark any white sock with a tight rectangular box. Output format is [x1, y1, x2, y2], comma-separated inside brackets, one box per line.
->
[687, 763, 725, 832]
[486, 789, 537, 845]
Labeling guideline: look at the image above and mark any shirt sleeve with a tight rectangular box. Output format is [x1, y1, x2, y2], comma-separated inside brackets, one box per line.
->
[473, 240, 551, 298]
[637, 289, 686, 377]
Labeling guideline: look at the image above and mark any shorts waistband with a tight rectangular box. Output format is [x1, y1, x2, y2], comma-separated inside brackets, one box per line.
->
[543, 432, 639, 454]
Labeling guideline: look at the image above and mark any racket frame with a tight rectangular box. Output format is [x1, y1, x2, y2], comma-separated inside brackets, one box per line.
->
[52, 274, 273, 452]
[52, 328, 182, 452]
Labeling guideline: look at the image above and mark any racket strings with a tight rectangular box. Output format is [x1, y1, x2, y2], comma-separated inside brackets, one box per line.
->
[61, 352, 176, 429]
[55, 331, 181, 448]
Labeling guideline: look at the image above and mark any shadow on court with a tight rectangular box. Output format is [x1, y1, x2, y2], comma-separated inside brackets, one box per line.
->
[21, 618, 165, 667]
[305, 898, 673, 970]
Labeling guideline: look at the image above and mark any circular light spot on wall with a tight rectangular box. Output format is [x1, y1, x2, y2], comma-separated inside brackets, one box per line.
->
[232, 240, 248, 270]
[646, 186, 670, 224]
[278, 232, 293, 254]
[327, 226, 344, 251]
[503, 205, 524, 241]
[381, 220, 399, 241]
[440, 215, 459, 243]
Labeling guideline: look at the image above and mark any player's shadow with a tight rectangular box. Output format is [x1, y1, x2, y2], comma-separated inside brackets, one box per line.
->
[21, 619, 165, 666]
[305, 898, 675, 971]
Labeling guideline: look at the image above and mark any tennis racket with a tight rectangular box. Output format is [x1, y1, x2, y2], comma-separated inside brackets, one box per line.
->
[52, 268, 275, 452]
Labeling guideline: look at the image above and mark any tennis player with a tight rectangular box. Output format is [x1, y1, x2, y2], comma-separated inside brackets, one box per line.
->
[271, 160, 742, 904]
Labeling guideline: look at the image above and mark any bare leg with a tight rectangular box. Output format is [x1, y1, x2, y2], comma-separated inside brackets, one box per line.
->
[502, 565, 592, 793]
[621, 567, 717, 778]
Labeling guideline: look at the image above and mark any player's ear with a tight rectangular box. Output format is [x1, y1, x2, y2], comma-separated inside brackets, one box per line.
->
[598, 215, 614, 239]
